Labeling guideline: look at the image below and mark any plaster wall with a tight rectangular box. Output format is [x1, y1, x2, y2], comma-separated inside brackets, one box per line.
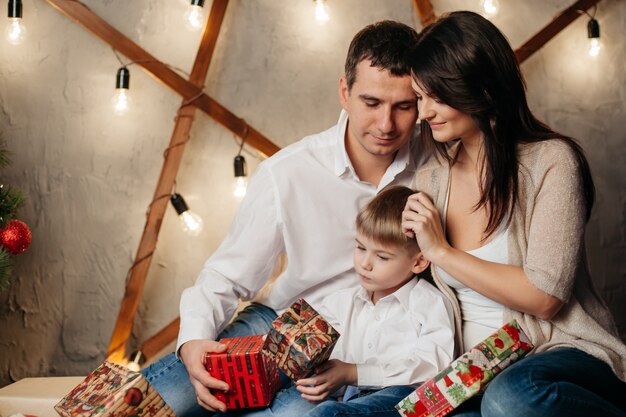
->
[0, 0, 623, 387]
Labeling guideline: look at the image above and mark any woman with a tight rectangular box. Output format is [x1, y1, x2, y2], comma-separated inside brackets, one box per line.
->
[402, 11, 626, 417]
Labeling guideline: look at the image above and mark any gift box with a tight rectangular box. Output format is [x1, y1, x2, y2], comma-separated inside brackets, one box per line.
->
[395, 320, 534, 417]
[204, 335, 281, 409]
[54, 361, 175, 417]
[262, 298, 340, 380]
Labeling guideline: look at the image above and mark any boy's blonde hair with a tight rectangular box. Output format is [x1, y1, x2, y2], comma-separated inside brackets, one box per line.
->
[356, 185, 419, 252]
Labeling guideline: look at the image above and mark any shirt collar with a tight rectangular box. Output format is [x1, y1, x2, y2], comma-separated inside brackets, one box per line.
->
[333, 110, 417, 179]
[334, 110, 351, 177]
[354, 277, 418, 310]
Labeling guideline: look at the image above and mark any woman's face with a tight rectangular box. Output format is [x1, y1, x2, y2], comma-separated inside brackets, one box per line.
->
[411, 79, 482, 145]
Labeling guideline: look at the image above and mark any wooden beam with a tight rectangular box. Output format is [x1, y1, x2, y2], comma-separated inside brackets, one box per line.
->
[411, 0, 437, 27]
[515, 0, 601, 64]
[46, 0, 279, 157]
[139, 318, 180, 360]
[104, 0, 230, 363]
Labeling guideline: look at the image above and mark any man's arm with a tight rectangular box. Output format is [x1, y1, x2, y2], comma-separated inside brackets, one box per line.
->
[177, 163, 286, 411]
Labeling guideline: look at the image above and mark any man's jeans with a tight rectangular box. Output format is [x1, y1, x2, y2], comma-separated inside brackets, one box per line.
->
[449, 347, 626, 417]
[141, 303, 279, 417]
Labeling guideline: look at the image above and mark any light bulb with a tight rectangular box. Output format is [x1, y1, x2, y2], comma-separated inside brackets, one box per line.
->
[184, 1, 205, 31]
[481, 0, 499, 18]
[126, 351, 144, 373]
[112, 67, 131, 115]
[6, 17, 25, 45]
[587, 38, 601, 57]
[587, 18, 601, 58]
[234, 176, 248, 199]
[180, 211, 203, 236]
[314, 0, 330, 25]
[112, 89, 131, 115]
[170, 193, 204, 237]
[233, 155, 248, 199]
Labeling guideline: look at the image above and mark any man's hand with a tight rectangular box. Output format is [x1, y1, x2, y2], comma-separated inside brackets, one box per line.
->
[295, 360, 357, 402]
[179, 339, 230, 412]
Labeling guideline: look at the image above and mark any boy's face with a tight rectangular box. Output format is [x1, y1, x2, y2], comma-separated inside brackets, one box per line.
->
[353, 230, 427, 304]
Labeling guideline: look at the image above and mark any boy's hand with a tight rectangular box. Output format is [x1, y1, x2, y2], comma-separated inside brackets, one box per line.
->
[295, 360, 357, 402]
[179, 339, 229, 412]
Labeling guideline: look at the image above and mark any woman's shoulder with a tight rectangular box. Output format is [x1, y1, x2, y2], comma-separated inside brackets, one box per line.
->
[518, 139, 580, 166]
[413, 142, 458, 196]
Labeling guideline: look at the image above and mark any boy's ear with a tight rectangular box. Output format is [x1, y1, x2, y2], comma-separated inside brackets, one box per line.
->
[411, 252, 430, 275]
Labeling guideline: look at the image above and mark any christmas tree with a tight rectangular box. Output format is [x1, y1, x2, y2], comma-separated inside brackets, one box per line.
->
[0, 140, 32, 290]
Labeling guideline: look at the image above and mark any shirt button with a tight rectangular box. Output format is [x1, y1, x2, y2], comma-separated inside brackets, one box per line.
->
[368, 343, 373, 349]
[375, 315, 381, 321]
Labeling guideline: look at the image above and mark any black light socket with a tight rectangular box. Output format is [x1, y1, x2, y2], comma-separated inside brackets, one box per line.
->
[8, 0, 22, 19]
[587, 18, 600, 39]
[115, 67, 130, 89]
[234, 155, 247, 178]
[191, 0, 205, 6]
[170, 193, 189, 215]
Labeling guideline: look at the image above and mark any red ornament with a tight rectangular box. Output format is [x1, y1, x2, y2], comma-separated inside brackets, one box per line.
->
[0, 219, 32, 255]
[123, 387, 143, 406]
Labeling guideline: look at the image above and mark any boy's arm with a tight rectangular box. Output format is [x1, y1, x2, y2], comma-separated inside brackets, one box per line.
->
[295, 360, 357, 401]
[357, 282, 455, 387]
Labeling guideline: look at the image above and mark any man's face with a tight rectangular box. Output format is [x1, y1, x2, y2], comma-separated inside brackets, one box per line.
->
[339, 60, 418, 160]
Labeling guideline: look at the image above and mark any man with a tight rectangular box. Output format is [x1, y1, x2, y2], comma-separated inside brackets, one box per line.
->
[142, 20, 426, 416]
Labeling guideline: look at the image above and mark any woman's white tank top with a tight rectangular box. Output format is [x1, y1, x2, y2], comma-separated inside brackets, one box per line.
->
[435, 187, 508, 351]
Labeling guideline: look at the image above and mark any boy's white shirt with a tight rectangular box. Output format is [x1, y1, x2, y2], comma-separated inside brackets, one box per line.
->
[318, 278, 455, 388]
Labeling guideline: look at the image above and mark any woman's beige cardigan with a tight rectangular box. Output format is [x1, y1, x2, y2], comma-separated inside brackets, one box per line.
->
[414, 139, 626, 382]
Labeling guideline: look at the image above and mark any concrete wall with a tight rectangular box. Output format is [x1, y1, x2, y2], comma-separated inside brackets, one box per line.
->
[0, 0, 623, 386]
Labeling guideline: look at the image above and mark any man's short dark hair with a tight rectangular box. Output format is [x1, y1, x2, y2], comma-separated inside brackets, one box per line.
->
[344, 20, 418, 91]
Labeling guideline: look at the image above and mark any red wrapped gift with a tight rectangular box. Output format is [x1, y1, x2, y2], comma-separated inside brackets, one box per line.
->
[395, 320, 534, 417]
[262, 298, 340, 380]
[204, 335, 281, 409]
[54, 361, 175, 417]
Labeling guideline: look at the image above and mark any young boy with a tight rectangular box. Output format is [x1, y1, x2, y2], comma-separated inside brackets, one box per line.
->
[232, 186, 454, 417]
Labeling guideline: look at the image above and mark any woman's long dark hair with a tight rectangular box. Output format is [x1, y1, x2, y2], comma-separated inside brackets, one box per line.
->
[409, 11, 595, 237]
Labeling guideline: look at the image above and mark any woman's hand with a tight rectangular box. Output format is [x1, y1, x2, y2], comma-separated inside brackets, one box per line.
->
[179, 339, 230, 412]
[402, 192, 451, 264]
[295, 360, 357, 402]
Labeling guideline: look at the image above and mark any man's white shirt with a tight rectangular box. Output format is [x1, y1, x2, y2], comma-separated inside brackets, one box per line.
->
[178, 111, 429, 351]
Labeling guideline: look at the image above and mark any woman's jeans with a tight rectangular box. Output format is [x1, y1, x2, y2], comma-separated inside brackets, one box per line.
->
[449, 347, 626, 417]
[141, 303, 279, 417]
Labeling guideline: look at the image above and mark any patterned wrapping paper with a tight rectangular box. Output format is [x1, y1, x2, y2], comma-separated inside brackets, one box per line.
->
[54, 361, 175, 417]
[204, 335, 281, 409]
[395, 320, 534, 417]
[262, 298, 340, 380]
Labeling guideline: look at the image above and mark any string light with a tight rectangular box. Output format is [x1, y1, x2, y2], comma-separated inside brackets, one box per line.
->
[6, 0, 26, 45]
[233, 155, 247, 199]
[480, 0, 499, 18]
[112, 67, 131, 115]
[313, 0, 330, 25]
[170, 193, 203, 236]
[184, 0, 206, 31]
[587, 17, 601, 57]
[126, 350, 145, 372]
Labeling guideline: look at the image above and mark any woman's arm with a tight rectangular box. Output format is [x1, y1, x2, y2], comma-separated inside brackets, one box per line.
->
[404, 145, 587, 320]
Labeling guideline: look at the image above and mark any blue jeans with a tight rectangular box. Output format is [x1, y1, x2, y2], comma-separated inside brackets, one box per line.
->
[141, 303, 280, 417]
[449, 348, 626, 417]
[218, 385, 416, 417]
